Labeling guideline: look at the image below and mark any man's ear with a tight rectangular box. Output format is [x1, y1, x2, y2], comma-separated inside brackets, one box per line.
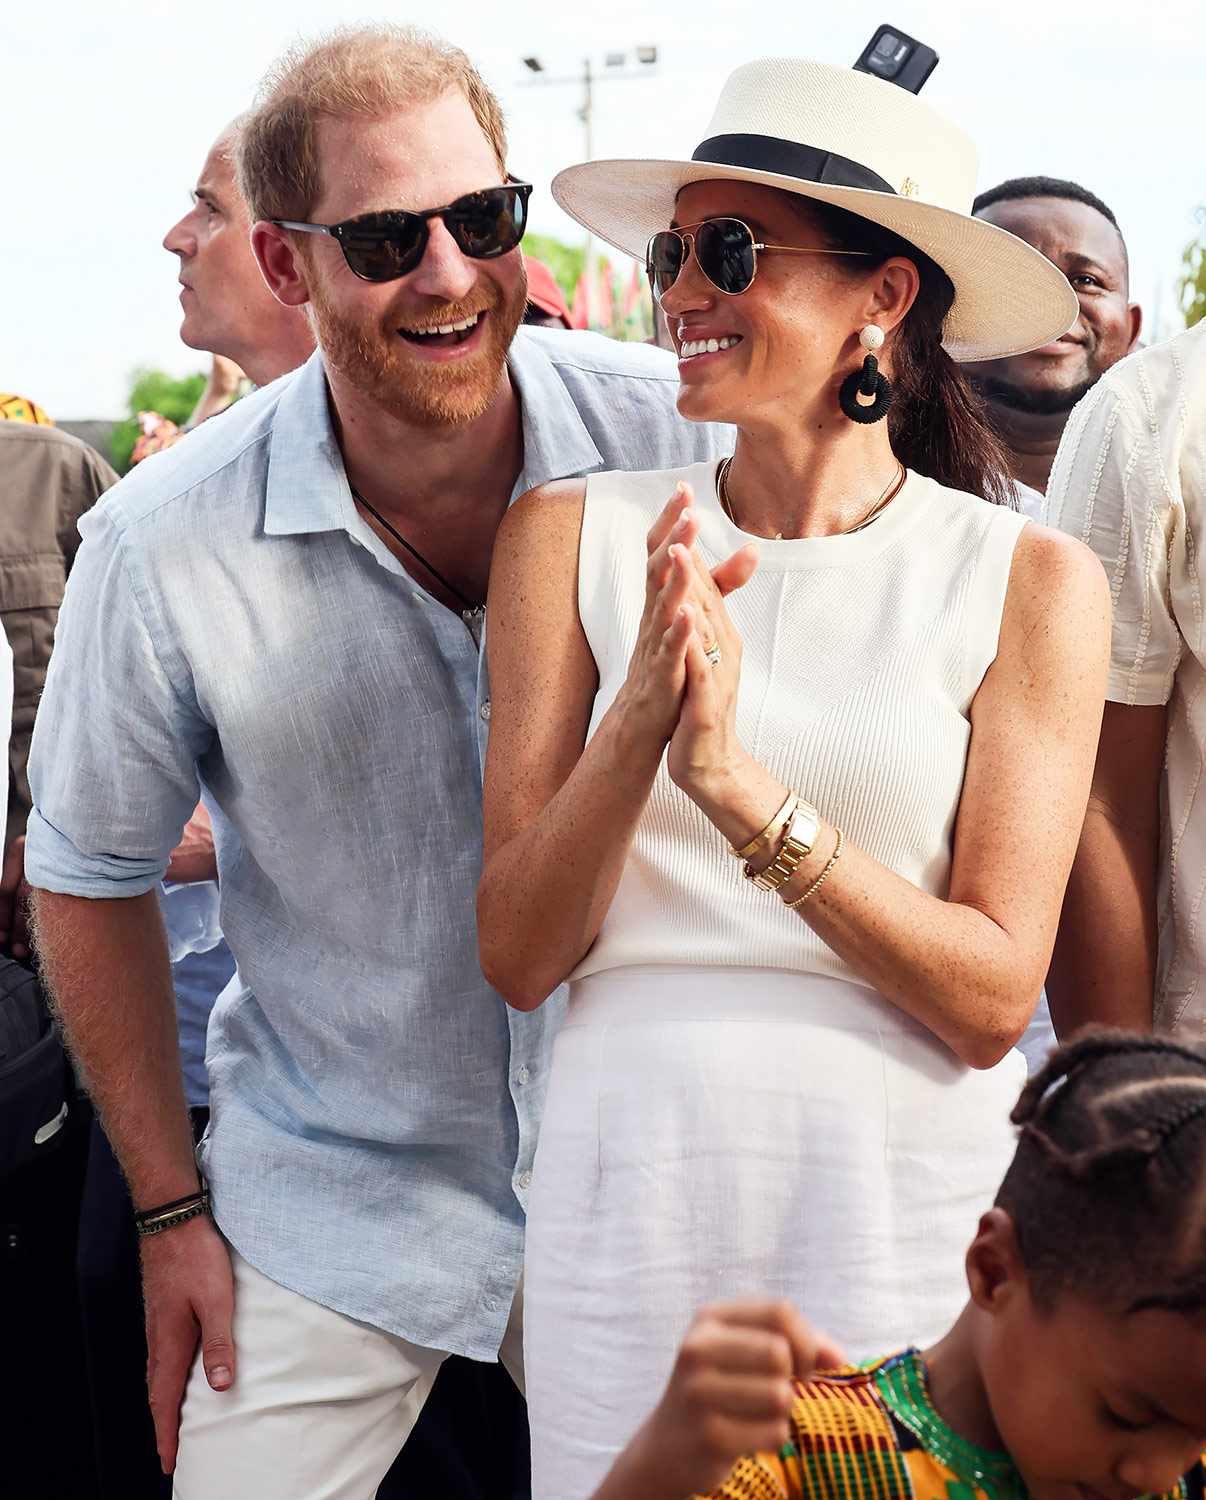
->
[1125, 301, 1143, 355]
[966, 1208, 1028, 1313]
[250, 222, 312, 309]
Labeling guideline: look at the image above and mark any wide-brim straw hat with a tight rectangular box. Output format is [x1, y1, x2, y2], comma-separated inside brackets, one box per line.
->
[552, 58, 1078, 362]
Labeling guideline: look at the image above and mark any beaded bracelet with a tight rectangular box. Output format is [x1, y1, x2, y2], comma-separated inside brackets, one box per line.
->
[785, 827, 844, 910]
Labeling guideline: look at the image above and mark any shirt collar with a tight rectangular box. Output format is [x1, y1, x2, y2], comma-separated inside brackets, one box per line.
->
[263, 332, 607, 535]
[507, 327, 603, 497]
[263, 351, 352, 537]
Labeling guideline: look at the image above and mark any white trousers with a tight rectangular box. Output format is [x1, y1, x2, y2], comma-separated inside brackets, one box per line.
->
[173, 1250, 524, 1500]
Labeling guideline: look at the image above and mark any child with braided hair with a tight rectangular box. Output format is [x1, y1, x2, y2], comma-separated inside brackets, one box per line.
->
[592, 1030, 1206, 1500]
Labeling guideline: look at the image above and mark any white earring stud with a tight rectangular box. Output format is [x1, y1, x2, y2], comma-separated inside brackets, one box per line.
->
[859, 324, 885, 352]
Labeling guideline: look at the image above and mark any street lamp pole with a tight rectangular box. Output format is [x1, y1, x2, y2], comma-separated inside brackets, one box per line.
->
[581, 55, 593, 164]
[580, 58, 597, 289]
[521, 48, 658, 324]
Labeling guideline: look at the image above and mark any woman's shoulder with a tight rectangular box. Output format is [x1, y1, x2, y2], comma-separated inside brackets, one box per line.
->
[908, 472, 1028, 532]
[509, 459, 717, 519]
[510, 462, 721, 563]
[1007, 519, 1111, 619]
[907, 474, 1104, 590]
[587, 459, 720, 510]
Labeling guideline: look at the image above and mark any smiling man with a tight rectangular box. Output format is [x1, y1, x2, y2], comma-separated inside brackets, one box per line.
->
[25, 24, 726, 1497]
[962, 176, 1141, 508]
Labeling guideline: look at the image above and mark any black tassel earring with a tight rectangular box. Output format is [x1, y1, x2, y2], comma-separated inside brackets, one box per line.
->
[839, 324, 893, 424]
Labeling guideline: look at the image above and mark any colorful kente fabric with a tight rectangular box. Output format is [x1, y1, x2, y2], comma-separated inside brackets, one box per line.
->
[0, 393, 52, 423]
[700, 1349, 1206, 1500]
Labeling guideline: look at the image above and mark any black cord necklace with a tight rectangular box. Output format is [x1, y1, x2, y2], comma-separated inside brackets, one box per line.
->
[350, 486, 483, 615]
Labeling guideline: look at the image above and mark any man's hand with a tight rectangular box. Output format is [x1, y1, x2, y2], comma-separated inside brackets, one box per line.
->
[0, 835, 31, 959]
[598, 1300, 844, 1500]
[142, 1212, 236, 1473]
[165, 803, 218, 886]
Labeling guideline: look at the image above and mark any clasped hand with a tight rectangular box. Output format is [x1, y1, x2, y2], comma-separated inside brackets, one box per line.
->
[618, 483, 758, 796]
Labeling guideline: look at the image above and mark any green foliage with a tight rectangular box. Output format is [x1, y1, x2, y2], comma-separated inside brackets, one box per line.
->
[523, 232, 586, 304]
[524, 230, 653, 341]
[1182, 226, 1206, 329]
[110, 367, 206, 472]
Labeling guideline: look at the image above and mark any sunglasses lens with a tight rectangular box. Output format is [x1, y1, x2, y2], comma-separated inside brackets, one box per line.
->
[647, 232, 684, 300]
[448, 187, 530, 260]
[340, 213, 426, 282]
[695, 219, 757, 294]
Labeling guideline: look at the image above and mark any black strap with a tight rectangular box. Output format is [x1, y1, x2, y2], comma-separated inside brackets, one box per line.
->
[134, 1188, 205, 1225]
[350, 487, 481, 614]
[692, 134, 895, 196]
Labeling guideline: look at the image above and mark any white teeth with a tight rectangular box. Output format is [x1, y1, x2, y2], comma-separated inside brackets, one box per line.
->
[404, 313, 481, 336]
[678, 335, 741, 360]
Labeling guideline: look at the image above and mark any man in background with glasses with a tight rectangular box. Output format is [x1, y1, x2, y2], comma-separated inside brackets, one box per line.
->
[25, 23, 727, 1497]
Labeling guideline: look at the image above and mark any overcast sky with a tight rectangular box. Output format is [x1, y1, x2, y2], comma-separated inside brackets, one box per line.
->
[5, 0, 1203, 416]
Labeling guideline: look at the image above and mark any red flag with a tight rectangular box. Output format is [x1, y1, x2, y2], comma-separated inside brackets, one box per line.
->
[570, 271, 590, 330]
[623, 261, 642, 319]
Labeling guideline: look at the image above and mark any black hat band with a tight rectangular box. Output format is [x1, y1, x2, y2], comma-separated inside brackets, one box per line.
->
[692, 134, 895, 196]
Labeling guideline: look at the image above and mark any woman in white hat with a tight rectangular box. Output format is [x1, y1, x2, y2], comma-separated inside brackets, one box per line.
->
[477, 58, 1109, 1499]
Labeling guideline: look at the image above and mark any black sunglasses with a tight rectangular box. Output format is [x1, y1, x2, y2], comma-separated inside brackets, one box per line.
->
[646, 216, 872, 301]
[273, 181, 533, 283]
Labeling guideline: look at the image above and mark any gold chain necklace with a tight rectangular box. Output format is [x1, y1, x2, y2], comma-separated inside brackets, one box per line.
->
[716, 457, 907, 540]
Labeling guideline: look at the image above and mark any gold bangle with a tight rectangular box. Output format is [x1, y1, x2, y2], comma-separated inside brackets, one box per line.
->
[785, 827, 844, 909]
[746, 802, 818, 893]
[728, 790, 797, 861]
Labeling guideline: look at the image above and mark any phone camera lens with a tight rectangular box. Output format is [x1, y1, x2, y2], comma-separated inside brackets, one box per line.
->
[867, 31, 911, 77]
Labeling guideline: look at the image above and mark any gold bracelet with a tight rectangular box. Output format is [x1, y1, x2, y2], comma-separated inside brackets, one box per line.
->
[728, 790, 797, 862]
[785, 827, 844, 909]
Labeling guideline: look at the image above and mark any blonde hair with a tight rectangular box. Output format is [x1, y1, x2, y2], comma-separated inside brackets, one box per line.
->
[236, 24, 508, 223]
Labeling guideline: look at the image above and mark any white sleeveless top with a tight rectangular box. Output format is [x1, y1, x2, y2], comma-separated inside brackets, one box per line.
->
[571, 459, 1028, 986]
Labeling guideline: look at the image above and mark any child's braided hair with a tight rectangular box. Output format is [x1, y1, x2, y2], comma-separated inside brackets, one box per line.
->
[996, 1027, 1206, 1313]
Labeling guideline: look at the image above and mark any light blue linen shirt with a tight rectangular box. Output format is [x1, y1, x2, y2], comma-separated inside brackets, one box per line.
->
[26, 328, 728, 1358]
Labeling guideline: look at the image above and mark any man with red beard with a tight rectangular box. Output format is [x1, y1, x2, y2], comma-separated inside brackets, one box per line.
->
[25, 24, 727, 1496]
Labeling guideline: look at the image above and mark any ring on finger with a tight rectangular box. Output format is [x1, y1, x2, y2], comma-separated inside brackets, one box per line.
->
[703, 639, 722, 667]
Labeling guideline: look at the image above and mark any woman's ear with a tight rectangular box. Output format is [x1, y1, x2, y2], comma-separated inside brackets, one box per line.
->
[864, 256, 921, 339]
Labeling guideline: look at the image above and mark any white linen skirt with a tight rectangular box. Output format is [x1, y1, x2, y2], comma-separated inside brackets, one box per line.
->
[523, 965, 1026, 1500]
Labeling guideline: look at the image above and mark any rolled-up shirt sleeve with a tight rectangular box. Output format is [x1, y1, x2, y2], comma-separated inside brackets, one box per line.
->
[1046, 378, 1182, 707]
[26, 502, 213, 898]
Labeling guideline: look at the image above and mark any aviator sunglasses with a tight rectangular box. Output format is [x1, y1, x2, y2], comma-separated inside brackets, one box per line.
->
[646, 216, 872, 301]
[272, 180, 533, 283]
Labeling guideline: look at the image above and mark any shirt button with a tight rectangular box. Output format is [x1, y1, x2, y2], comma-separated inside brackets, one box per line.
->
[518, 1170, 532, 1191]
[479, 700, 492, 721]
[516, 1065, 530, 1086]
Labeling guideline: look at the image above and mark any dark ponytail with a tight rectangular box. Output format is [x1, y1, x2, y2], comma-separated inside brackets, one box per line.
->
[804, 197, 1015, 508]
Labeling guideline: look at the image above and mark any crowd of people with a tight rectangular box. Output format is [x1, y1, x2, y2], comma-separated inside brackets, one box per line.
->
[4, 20, 1206, 1500]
